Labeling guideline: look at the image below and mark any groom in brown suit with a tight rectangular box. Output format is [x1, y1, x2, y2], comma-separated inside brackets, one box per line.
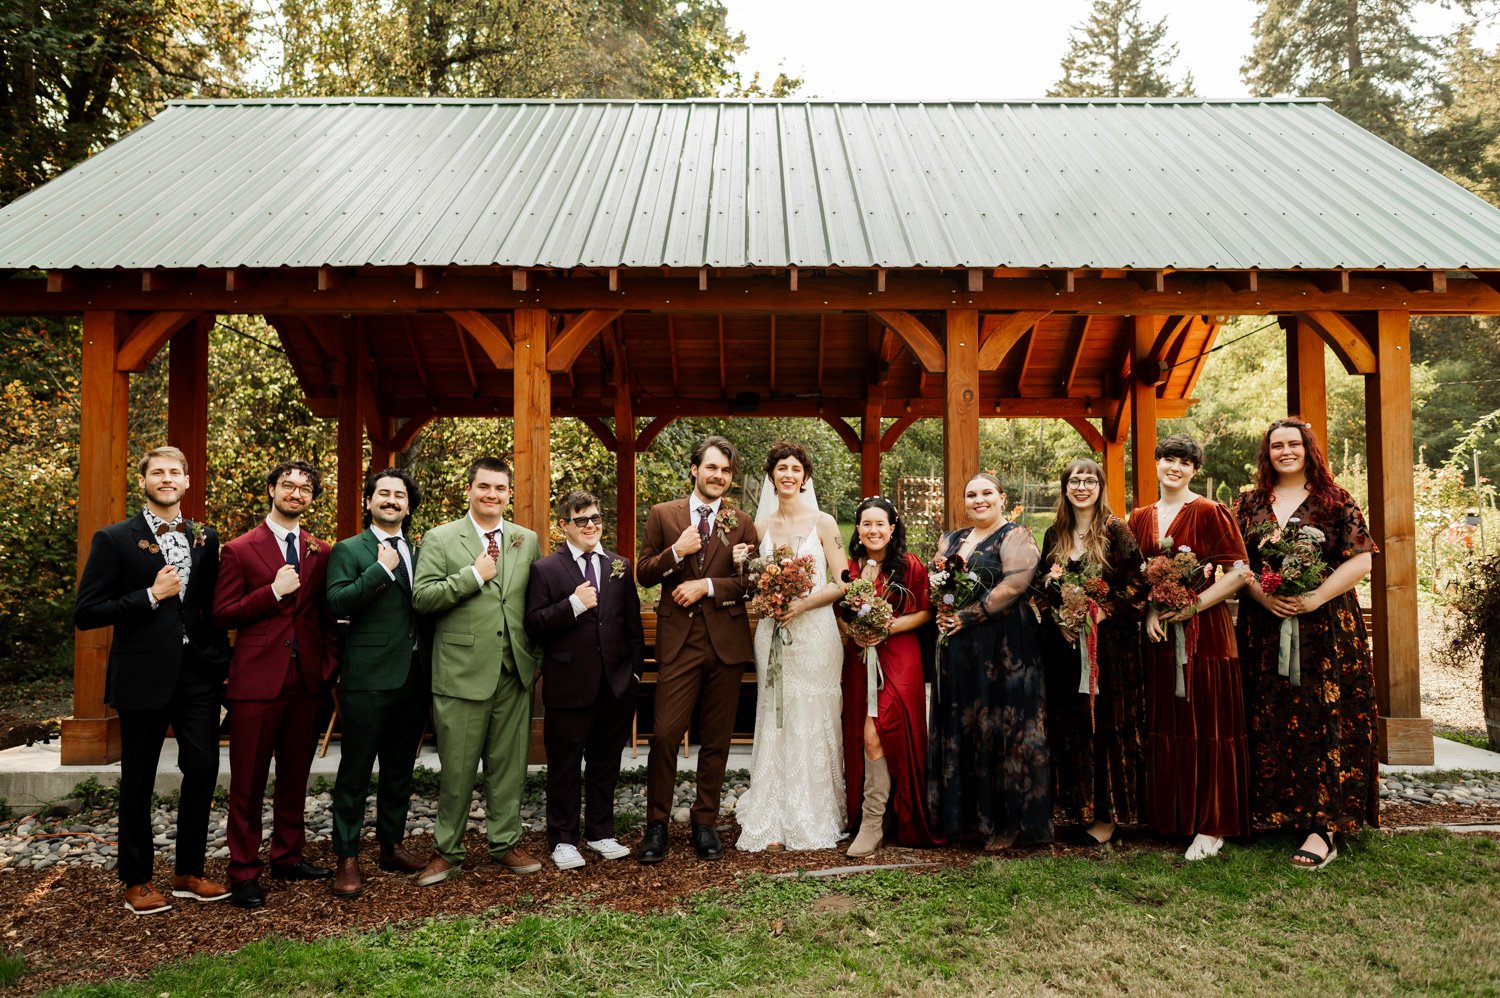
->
[636, 436, 758, 863]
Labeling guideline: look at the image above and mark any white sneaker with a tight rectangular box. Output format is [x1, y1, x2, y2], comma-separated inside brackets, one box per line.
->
[585, 837, 631, 860]
[551, 843, 586, 871]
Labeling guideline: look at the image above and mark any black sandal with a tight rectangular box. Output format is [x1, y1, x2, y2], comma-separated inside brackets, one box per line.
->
[1290, 829, 1337, 870]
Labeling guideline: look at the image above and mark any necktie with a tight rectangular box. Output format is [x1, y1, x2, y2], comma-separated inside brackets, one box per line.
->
[485, 529, 501, 560]
[387, 537, 410, 589]
[696, 505, 712, 571]
[582, 550, 598, 590]
[284, 532, 300, 570]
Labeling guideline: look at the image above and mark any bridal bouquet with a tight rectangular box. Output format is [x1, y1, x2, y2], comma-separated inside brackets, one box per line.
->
[1142, 539, 1207, 698]
[928, 552, 981, 702]
[841, 578, 895, 718]
[1039, 562, 1111, 718]
[746, 545, 817, 727]
[1252, 517, 1329, 686]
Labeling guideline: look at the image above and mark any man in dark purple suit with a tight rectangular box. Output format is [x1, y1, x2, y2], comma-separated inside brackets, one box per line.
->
[524, 490, 644, 870]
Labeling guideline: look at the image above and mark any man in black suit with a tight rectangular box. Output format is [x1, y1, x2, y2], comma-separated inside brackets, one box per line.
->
[524, 490, 644, 870]
[75, 446, 231, 915]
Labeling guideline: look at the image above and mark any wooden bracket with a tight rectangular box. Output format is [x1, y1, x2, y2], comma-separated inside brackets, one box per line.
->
[820, 415, 861, 453]
[548, 309, 621, 372]
[634, 415, 677, 452]
[578, 415, 618, 451]
[447, 310, 514, 369]
[1063, 416, 1107, 453]
[1295, 311, 1377, 374]
[978, 311, 1050, 370]
[868, 310, 945, 373]
[117, 311, 200, 372]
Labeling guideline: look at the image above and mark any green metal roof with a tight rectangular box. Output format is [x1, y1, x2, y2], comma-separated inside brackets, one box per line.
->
[2, 97, 1499, 272]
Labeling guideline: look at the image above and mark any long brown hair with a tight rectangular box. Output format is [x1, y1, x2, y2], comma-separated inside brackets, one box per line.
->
[1250, 417, 1345, 510]
[1046, 458, 1117, 571]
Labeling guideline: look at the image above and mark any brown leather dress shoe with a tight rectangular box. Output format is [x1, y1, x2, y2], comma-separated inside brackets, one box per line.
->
[122, 883, 172, 915]
[331, 857, 363, 898]
[171, 874, 231, 902]
[379, 841, 426, 873]
[497, 845, 542, 874]
[415, 853, 459, 887]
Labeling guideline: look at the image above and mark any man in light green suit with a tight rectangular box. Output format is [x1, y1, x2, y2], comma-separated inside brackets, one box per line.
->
[411, 457, 543, 884]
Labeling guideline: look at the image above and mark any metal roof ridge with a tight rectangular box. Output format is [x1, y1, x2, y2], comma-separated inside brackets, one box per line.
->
[164, 96, 1331, 108]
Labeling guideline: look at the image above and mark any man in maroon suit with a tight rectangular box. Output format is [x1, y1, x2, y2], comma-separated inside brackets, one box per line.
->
[635, 436, 758, 863]
[524, 490, 644, 870]
[214, 460, 339, 909]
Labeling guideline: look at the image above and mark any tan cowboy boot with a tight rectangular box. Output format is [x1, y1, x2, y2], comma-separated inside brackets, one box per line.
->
[846, 755, 890, 858]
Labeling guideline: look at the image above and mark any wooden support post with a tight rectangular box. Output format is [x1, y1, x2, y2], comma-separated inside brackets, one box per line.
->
[860, 398, 883, 499]
[167, 315, 211, 522]
[512, 309, 551, 534]
[369, 415, 396, 473]
[1104, 437, 1127, 515]
[336, 320, 365, 541]
[615, 390, 637, 561]
[64, 311, 129, 764]
[1130, 316, 1161, 511]
[1364, 310, 1432, 764]
[943, 311, 979, 530]
[1286, 317, 1329, 444]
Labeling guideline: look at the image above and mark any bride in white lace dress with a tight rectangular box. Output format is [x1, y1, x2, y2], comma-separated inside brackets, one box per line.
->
[734, 441, 849, 851]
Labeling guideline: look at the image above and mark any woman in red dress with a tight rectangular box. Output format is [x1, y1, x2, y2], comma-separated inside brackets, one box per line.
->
[1127, 434, 1252, 861]
[839, 496, 940, 856]
[1236, 418, 1379, 869]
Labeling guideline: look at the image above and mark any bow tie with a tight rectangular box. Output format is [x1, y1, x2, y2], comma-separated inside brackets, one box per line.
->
[154, 521, 187, 536]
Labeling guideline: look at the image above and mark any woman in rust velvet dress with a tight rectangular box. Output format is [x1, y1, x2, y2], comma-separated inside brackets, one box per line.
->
[1034, 459, 1146, 846]
[1235, 418, 1378, 869]
[1127, 434, 1251, 861]
[840, 496, 939, 857]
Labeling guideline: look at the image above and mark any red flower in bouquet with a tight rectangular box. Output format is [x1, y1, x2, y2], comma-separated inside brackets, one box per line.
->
[1141, 537, 1208, 699]
[746, 544, 818, 726]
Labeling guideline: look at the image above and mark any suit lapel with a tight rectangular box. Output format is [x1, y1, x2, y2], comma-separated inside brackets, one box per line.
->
[130, 513, 167, 577]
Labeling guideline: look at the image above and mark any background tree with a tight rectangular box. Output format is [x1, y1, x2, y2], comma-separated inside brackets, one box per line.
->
[1049, 0, 1195, 98]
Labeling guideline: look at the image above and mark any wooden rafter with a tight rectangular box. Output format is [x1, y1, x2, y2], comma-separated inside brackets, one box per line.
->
[868, 310, 945, 373]
[1295, 310, 1376, 374]
[1063, 316, 1093, 396]
[116, 311, 199, 372]
[548, 309, 621, 372]
[819, 415, 860, 453]
[447, 310, 514, 369]
[667, 316, 681, 394]
[817, 315, 825, 396]
[1183, 319, 1221, 397]
[399, 316, 433, 399]
[717, 315, 726, 394]
[978, 310, 1050, 371]
[770, 315, 777, 394]
[456, 322, 478, 394]
[1063, 416, 1107, 453]
[1468, 270, 1500, 295]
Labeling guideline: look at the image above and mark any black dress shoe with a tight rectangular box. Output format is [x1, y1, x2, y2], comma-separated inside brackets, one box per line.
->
[270, 860, 334, 881]
[230, 879, 265, 910]
[691, 822, 724, 861]
[637, 821, 669, 865]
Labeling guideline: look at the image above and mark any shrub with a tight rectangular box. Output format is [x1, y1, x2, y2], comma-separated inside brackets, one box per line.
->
[1438, 551, 1500, 750]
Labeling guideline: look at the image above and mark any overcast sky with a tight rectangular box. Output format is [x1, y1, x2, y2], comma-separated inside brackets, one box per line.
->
[727, 0, 1486, 100]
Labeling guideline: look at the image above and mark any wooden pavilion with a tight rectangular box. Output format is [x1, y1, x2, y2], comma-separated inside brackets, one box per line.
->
[3, 98, 1500, 767]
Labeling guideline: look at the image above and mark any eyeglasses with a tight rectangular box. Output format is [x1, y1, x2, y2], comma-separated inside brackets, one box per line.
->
[276, 482, 314, 496]
[567, 514, 605, 527]
[1066, 478, 1100, 489]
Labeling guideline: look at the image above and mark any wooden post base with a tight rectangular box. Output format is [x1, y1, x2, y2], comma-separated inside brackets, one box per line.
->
[1379, 715, 1434, 766]
[59, 715, 122, 765]
[528, 716, 547, 765]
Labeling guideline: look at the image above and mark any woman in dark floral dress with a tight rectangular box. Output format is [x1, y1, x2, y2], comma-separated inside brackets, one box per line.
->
[1034, 459, 1146, 846]
[1236, 418, 1379, 869]
[930, 473, 1051, 848]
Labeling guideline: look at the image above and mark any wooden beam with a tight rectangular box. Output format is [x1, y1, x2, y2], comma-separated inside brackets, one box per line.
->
[337, 319, 366, 540]
[1063, 315, 1093, 396]
[716, 315, 725, 394]
[447, 310, 514, 369]
[578, 415, 617, 451]
[1363, 309, 1431, 764]
[224, 268, 251, 292]
[117, 311, 198, 372]
[1223, 271, 1259, 293]
[318, 266, 341, 291]
[400, 316, 433, 400]
[788, 266, 798, 291]
[1132, 270, 1167, 293]
[391, 415, 433, 453]
[668, 316, 681, 394]
[869, 310, 946, 373]
[141, 269, 172, 292]
[608, 269, 620, 292]
[167, 315, 211, 522]
[1386, 271, 1445, 294]
[64, 311, 129, 764]
[414, 266, 442, 290]
[47, 270, 78, 293]
[699, 267, 709, 291]
[1283, 316, 1328, 444]
[817, 315, 825, 397]
[1309, 271, 1351, 294]
[1103, 437, 1126, 516]
[1063, 416, 1106, 454]
[860, 394, 884, 498]
[512, 269, 530, 292]
[943, 310, 979, 530]
[512, 309, 551, 533]
[977, 310, 1050, 370]
[1467, 270, 1500, 295]
[881, 414, 919, 452]
[1049, 270, 1078, 294]
[614, 354, 637, 560]
[1130, 315, 1161, 512]
[820, 414, 861, 453]
[967, 268, 984, 292]
[1296, 310, 1377, 374]
[547, 309, 621, 372]
[875, 268, 887, 293]
[770, 315, 777, 394]
[635, 415, 677, 452]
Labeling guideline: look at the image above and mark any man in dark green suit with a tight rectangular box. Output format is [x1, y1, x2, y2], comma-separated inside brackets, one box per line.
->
[325, 467, 431, 897]
[411, 457, 543, 885]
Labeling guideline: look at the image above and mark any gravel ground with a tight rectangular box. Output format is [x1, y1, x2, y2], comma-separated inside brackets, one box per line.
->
[1419, 602, 1488, 738]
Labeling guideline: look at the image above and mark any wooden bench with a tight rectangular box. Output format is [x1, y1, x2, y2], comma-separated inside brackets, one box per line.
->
[630, 610, 760, 758]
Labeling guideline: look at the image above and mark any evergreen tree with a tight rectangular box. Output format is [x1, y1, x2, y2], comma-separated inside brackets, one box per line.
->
[1049, 0, 1195, 98]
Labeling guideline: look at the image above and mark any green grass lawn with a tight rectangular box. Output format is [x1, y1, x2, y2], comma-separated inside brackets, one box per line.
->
[31, 829, 1500, 997]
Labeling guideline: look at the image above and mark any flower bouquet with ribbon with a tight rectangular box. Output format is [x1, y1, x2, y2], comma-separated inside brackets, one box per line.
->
[928, 552, 981, 701]
[1252, 517, 1328, 686]
[840, 578, 895, 719]
[746, 544, 817, 727]
[1039, 561, 1111, 721]
[1142, 539, 1204, 698]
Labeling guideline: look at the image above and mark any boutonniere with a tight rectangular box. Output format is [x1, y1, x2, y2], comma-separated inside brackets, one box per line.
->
[610, 557, 626, 580]
[509, 531, 523, 550]
[190, 521, 207, 547]
[716, 507, 739, 545]
[306, 540, 321, 556]
[137, 539, 161, 554]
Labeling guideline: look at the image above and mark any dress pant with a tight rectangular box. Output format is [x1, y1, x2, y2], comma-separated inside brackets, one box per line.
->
[544, 673, 636, 847]
[225, 660, 324, 883]
[431, 667, 531, 863]
[647, 615, 747, 825]
[330, 660, 429, 857]
[115, 659, 220, 886]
